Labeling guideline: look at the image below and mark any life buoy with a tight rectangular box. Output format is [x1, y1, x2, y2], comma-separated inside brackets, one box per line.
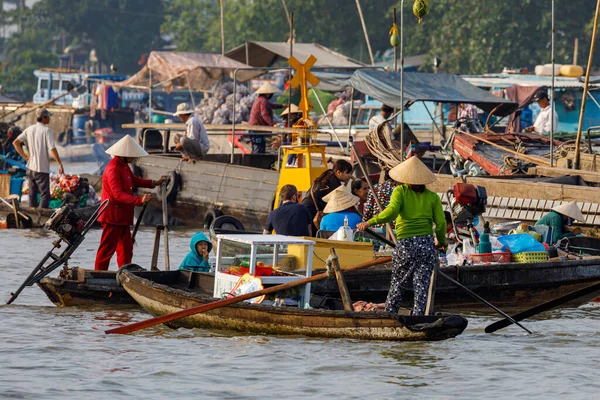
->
[210, 215, 245, 231]
[155, 171, 181, 204]
[116, 263, 146, 285]
[203, 208, 224, 229]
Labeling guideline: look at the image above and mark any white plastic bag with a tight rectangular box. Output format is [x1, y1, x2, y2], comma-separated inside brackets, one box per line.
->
[446, 243, 459, 266]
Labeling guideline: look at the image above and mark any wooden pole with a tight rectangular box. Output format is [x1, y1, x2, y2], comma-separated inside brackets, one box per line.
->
[424, 261, 438, 316]
[288, 12, 293, 128]
[329, 248, 353, 312]
[550, 0, 555, 167]
[355, 0, 375, 65]
[11, 197, 21, 229]
[574, 38, 579, 65]
[105, 256, 392, 334]
[161, 183, 170, 270]
[219, 0, 225, 55]
[575, 0, 600, 170]
[150, 225, 162, 271]
[393, 8, 397, 72]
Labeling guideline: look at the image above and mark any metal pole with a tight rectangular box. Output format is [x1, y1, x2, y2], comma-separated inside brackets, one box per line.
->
[355, 0, 375, 65]
[231, 69, 238, 164]
[311, 88, 345, 151]
[393, 8, 397, 72]
[220, 0, 225, 55]
[288, 12, 293, 128]
[399, 0, 405, 161]
[347, 88, 355, 152]
[149, 69, 152, 122]
[575, 0, 600, 170]
[550, 0, 555, 167]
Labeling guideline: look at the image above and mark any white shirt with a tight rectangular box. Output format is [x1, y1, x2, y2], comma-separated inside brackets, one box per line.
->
[533, 105, 558, 135]
[186, 115, 210, 155]
[17, 122, 55, 173]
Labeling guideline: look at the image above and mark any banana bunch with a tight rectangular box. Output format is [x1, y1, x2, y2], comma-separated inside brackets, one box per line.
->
[413, 0, 428, 23]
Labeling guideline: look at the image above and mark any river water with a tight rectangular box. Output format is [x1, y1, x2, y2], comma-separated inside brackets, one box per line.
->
[1, 164, 600, 399]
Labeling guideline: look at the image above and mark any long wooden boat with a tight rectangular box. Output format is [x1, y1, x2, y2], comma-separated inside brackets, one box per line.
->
[118, 268, 468, 341]
[312, 257, 600, 311]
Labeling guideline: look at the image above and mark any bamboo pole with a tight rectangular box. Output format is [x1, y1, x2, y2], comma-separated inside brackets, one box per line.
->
[219, 0, 225, 55]
[575, 0, 600, 170]
[355, 0, 375, 65]
[550, 0, 555, 167]
[399, 0, 405, 161]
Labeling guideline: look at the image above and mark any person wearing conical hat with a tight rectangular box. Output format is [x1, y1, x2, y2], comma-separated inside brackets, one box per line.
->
[535, 202, 584, 244]
[247, 81, 284, 154]
[280, 104, 302, 128]
[357, 157, 446, 316]
[320, 183, 362, 232]
[173, 103, 210, 163]
[94, 135, 167, 271]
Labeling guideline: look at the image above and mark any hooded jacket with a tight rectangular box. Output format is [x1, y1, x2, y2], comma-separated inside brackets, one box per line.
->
[178, 232, 213, 272]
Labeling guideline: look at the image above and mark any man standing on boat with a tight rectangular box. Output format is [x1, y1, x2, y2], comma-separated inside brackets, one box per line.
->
[173, 103, 210, 163]
[94, 135, 167, 270]
[248, 82, 284, 154]
[525, 90, 558, 135]
[12, 108, 65, 209]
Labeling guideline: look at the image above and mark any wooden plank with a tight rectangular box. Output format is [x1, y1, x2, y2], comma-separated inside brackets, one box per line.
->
[528, 166, 600, 184]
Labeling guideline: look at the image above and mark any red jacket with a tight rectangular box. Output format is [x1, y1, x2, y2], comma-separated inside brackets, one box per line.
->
[98, 157, 154, 226]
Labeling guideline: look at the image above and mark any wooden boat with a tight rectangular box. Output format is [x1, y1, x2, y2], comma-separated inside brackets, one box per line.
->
[118, 268, 468, 341]
[312, 257, 600, 311]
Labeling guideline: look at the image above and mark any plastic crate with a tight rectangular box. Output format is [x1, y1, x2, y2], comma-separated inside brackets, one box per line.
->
[470, 252, 512, 264]
[0, 174, 10, 198]
[512, 252, 548, 263]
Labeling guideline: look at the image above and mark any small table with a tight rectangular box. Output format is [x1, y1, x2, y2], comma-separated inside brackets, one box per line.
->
[214, 234, 316, 308]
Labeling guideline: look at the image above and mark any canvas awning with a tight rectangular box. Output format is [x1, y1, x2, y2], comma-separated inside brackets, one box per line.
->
[226, 41, 365, 69]
[115, 51, 260, 92]
[315, 70, 519, 116]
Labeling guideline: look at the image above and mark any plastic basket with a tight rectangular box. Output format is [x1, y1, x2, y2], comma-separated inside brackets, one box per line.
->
[0, 174, 10, 198]
[470, 252, 512, 264]
[511, 251, 548, 263]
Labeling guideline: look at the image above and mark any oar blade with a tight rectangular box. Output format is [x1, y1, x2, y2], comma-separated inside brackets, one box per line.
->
[485, 281, 600, 333]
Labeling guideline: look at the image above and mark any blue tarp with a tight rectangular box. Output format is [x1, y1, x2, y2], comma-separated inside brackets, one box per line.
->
[315, 70, 519, 117]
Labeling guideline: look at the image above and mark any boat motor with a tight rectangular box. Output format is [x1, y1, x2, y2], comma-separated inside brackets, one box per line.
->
[44, 205, 86, 246]
[448, 183, 487, 224]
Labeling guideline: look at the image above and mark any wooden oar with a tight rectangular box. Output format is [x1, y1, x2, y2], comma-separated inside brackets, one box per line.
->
[364, 228, 532, 334]
[485, 281, 600, 334]
[105, 256, 392, 335]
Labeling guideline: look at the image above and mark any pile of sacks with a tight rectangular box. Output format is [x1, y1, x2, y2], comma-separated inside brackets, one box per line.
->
[195, 82, 256, 125]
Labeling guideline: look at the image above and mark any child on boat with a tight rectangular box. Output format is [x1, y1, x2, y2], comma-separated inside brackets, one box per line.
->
[179, 232, 213, 272]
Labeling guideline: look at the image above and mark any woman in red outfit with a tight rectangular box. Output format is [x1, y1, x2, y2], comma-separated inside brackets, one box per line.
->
[94, 135, 167, 270]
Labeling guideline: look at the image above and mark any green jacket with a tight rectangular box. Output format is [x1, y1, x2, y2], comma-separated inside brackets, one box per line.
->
[535, 211, 573, 244]
[368, 185, 446, 247]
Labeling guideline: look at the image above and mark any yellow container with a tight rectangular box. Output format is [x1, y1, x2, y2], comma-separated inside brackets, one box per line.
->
[287, 237, 374, 270]
[560, 65, 584, 78]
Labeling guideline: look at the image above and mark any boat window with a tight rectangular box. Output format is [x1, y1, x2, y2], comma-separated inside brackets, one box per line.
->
[51, 80, 60, 90]
[60, 81, 71, 91]
[39, 79, 49, 90]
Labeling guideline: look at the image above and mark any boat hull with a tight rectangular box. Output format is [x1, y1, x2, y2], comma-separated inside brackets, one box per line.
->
[120, 270, 468, 341]
[312, 258, 600, 311]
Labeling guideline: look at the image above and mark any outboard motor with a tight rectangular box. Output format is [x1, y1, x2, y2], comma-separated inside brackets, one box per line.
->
[44, 205, 86, 245]
[448, 183, 487, 224]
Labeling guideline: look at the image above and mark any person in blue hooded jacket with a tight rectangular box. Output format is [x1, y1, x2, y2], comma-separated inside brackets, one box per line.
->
[179, 232, 213, 272]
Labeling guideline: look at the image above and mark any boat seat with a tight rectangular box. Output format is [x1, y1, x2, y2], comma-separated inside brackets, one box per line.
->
[141, 129, 163, 150]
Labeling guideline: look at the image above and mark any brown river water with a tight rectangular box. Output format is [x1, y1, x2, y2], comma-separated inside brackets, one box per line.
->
[1, 163, 600, 399]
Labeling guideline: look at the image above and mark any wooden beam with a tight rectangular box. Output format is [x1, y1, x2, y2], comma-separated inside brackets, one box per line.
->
[528, 166, 600, 184]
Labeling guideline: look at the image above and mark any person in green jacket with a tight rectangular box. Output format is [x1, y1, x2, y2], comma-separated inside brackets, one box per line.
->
[178, 232, 213, 272]
[357, 157, 446, 316]
[535, 202, 584, 244]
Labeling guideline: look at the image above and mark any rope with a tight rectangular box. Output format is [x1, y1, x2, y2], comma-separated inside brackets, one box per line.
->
[365, 123, 403, 170]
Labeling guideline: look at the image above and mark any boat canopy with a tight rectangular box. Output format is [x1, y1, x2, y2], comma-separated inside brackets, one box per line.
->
[115, 51, 260, 92]
[226, 41, 365, 69]
[315, 70, 519, 116]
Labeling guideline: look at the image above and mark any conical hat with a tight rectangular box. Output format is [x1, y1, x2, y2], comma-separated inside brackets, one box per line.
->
[322, 182, 352, 203]
[389, 156, 436, 185]
[281, 104, 300, 116]
[552, 202, 585, 222]
[255, 81, 279, 94]
[105, 135, 149, 158]
[323, 185, 359, 214]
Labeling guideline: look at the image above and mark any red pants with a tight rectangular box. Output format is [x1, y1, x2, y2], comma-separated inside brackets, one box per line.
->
[94, 223, 133, 270]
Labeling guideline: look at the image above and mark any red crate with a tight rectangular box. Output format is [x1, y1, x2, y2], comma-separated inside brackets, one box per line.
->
[470, 252, 512, 264]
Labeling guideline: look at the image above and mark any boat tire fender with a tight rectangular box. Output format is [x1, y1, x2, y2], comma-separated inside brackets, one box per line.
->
[116, 263, 146, 286]
[210, 215, 245, 232]
[164, 171, 181, 205]
[203, 208, 224, 229]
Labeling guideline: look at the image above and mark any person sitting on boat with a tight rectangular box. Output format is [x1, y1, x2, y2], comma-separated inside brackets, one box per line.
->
[271, 104, 302, 153]
[458, 103, 479, 120]
[356, 157, 446, 316]
[94, 135, 167, 271]
[525, 90, 558, 136]
[301, 159, 353, 235]
[369, 104, 394, 133]
[351, 178, 369, 216]
[173, 103, 210, 163]
[248, 82, 284, 154]
[12, 108, 65, 209]
[179, 232, 213, 272]
[320, 184, 362, 232]
[264, 184, 312, 237]
[535, 202, 584, 244]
